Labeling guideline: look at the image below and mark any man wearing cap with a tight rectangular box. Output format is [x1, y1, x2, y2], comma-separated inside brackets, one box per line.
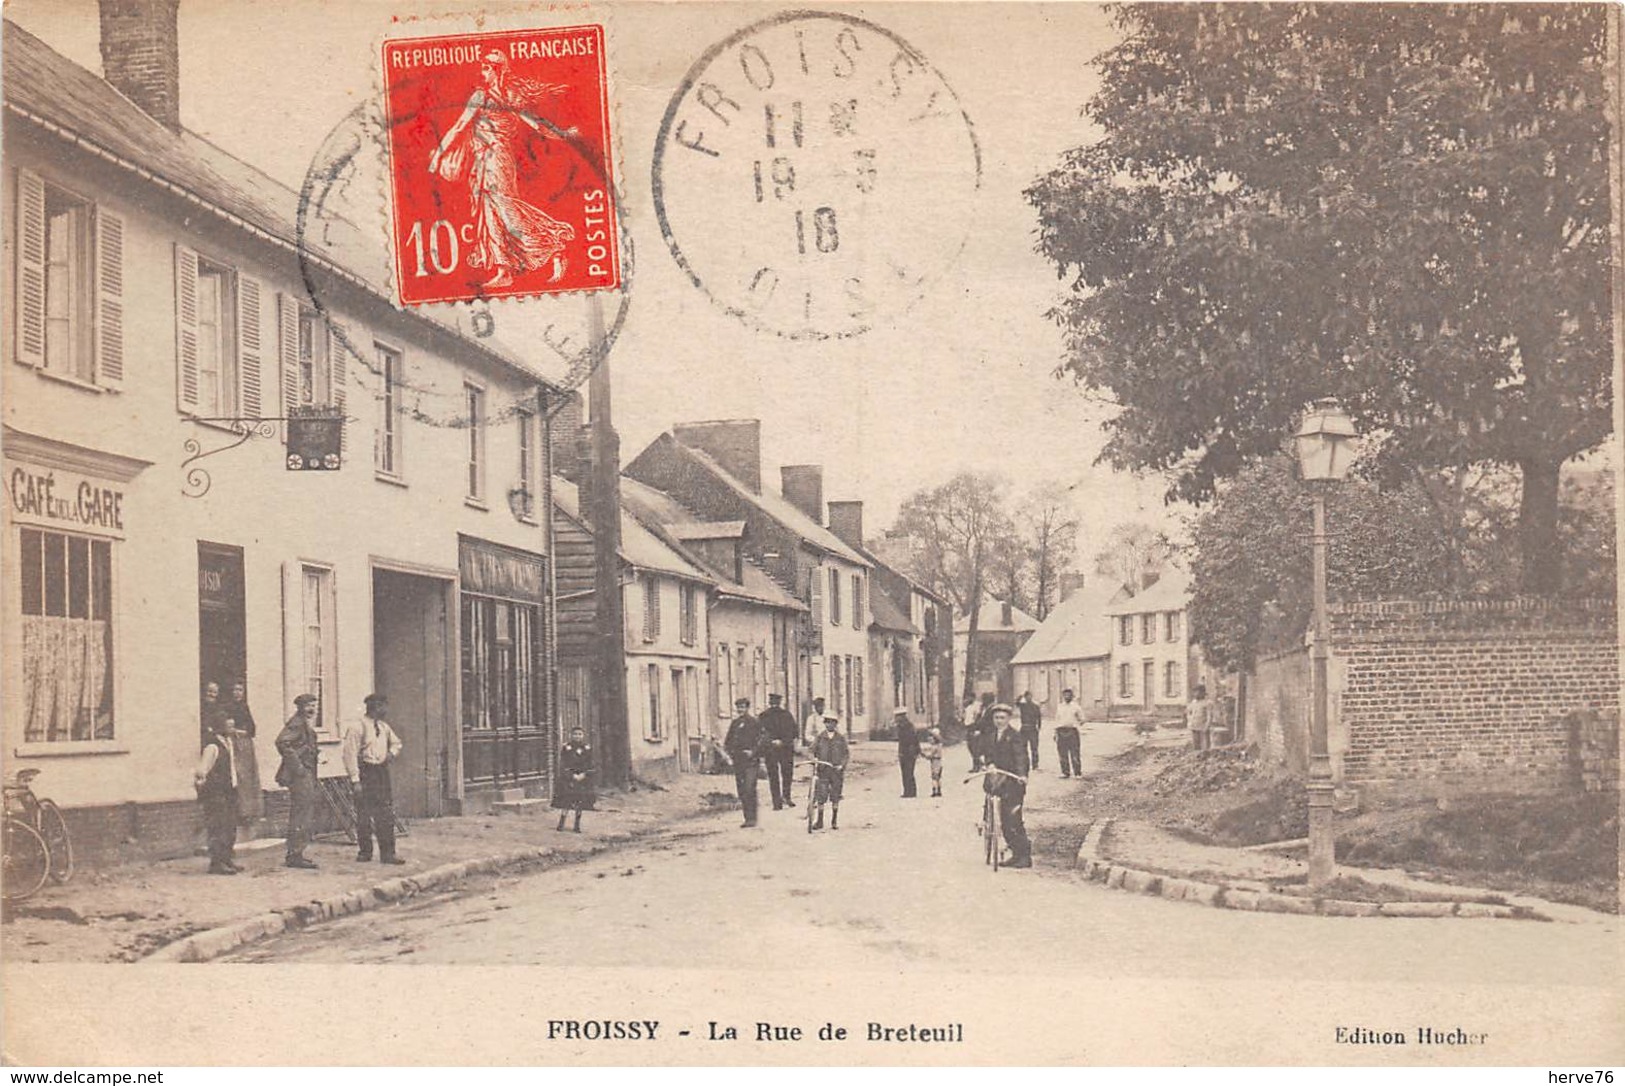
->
[342, 694, 405, 864]
[1054, 688, 1086, 779]
[802, 696, 827, 747]
[810, 715, 849, 830]
[759, 693, 799, 811]
[723, 697, 763, 827]
[987, 704, 1033, 868]
[1017, 691, 1043, 771]
[894, 706, 920, 798]
[275, 693, 322, 869]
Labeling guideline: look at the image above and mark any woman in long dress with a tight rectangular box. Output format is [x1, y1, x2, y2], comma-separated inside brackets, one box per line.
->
[552, 726, 595, 833]
[428, 50, 576, 288]
[224, 679, 263, 824]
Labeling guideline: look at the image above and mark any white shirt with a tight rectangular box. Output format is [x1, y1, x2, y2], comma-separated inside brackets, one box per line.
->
[341, 714, 403, 782]
[1057, 701, 1087, 729]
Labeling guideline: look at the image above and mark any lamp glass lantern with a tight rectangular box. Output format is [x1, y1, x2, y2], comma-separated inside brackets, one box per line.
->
[1294, 399, 1359, 482]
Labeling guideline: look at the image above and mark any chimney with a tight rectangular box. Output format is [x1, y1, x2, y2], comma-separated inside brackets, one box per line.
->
[1058, 572, 1087, 602]
[827, 500, 864, 550]
[674, 420, 761, 493]
[780, 465, 824, 524]
[1001, 600, 1013, 627]
[549, 390, 587, 484]
[100, 0, 183, 132]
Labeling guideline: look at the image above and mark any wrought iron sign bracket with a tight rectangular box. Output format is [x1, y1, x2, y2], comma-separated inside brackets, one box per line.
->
[180, 417, 286, 499]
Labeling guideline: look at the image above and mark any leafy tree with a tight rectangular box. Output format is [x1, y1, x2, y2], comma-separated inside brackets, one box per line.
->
[1187, 457, 1454, 671]
[886, 473, 1022, 701]
[1028, 4, 1612, 594]
[1093, 521, 1175, 596]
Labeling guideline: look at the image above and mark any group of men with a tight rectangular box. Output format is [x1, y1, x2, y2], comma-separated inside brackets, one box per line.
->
[963, 688, 1088, 779]
[194, 690, 405, 874]
[722, 693, 851, 830]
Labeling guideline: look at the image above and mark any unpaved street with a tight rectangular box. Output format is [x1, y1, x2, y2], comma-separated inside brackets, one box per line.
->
[223, 727, 1620, 988]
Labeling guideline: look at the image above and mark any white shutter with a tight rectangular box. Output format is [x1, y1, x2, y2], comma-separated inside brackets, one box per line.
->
[173, 243, 199, 413]
[327, 321, 347, 456]
[94, 207, 125, 390]
[278, 292, 299, 416]
[15, 169, 46, 367]
[237, 275, 264, 416]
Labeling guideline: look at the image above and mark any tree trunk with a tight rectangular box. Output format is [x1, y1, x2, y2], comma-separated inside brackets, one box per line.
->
[961, 582, 982, 705]
[1517, 457, 1563, 596]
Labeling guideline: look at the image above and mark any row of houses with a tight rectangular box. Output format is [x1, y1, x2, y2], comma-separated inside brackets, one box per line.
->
[2, 2, 955, 860]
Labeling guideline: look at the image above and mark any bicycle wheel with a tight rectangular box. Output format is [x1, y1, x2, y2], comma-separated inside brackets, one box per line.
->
[37, 800, 72, 884]
[806, 774, 816, 834]
[982, 795, 996, 866]
[3, 818, 50, 903]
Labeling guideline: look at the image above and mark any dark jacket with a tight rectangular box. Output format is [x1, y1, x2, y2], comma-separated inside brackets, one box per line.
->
[1018, 699, 1041, 733]
[896, 717, 920, 760]
[812, 730, 850, 775]
[724, 713, 762, 765]
[225, 698, 258, 738]
[275, 713, 320, 787]
[759, 706, 798, 747]
[988, 725, 1031, 795]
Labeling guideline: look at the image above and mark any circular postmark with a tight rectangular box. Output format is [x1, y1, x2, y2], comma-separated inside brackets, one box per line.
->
[653, 10, 982, 341]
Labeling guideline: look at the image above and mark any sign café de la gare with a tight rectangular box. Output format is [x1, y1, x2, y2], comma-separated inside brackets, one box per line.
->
[7, 461, 127, 537]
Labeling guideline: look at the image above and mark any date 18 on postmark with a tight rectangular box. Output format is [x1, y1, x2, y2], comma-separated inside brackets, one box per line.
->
[382, 26, 622, 306]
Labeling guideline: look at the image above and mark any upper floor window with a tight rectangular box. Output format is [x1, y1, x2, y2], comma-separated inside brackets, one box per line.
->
[1141, 613, 1155, 643]
[851, 574, 863, 630]
[194, 259, 238, 415]
[465, 384, 486, 500]
[276, 296, 344, 427]
[642, 575, 661, 641]
[829, 567, 842, 626]
[1165, 611, 1181, 642]
[516, 407, 536, 514]
[1118, 615, 1133, 645]
[375, 344, 403, 477]
[15, 171, 125, 390]
[679, 584, 698, 646]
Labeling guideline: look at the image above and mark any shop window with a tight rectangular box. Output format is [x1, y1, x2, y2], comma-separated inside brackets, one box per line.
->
[461, 595, 538, 732]
[18, 528, 114, 742]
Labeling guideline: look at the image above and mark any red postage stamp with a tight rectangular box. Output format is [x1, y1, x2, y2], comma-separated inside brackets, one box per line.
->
[381, 25, 621, 306]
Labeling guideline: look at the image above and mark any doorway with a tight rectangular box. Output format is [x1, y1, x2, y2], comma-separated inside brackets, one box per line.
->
[198, 543, 245, 746]
[373, 568, 453, 818]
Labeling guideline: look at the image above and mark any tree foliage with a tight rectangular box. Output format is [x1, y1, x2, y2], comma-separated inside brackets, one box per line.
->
[1020, 484, 1082, 620]
[1028, 4, 1613, 593]
[1093, 521, 1175, 595]
[1188, 457, 1456, 671]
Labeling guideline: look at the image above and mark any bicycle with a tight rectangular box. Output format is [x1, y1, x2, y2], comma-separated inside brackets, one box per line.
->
[965, 767, 1026, 873]
[4, 768, 73, 902]
[800, 758, 838, 834]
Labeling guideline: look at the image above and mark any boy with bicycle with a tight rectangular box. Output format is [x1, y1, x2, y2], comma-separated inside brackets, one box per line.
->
[986, 704, 1033, 868]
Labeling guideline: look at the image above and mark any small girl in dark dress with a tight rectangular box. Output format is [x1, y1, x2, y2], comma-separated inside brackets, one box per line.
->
[552, 726, 595, 832]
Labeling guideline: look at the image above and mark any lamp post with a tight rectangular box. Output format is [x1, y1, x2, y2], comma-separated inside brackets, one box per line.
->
[1293, 398, 1359, 890]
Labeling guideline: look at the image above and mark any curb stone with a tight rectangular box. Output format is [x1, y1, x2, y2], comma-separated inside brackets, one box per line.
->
[1071, 817, 1553, 922]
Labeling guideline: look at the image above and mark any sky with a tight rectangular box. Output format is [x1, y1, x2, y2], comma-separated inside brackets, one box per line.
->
[7, 0, 1193, 569]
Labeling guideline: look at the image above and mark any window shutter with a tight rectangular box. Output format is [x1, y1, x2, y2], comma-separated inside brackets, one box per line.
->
[327, 322, 348, 454]
[173, 243, 199, 413]
[91, 208, 126, 390]
[237, 275, 264, 416]
[809, 569, 822, 625]
[277, 293, 299, 416]
[15, 169, 46, 367]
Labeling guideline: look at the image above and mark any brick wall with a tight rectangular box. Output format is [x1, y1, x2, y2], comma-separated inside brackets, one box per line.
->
[1243, 599, 1619, 795]
[98, 0, 182, 132]
[56, 791, 343, 870]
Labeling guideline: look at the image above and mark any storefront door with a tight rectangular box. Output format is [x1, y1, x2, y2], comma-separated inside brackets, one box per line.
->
[373, 568, 452, 818]
[198, 543, 245, 745]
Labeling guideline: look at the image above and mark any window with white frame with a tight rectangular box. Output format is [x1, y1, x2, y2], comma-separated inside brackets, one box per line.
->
[300, 564, 338, 734]
[43, 185, 94, 381]
[516, 407, 535, 515]
[194, 259, 238, 415]
[1119, 615, 1133, 645]
[680, 584, 698, 646]
[15, 171, 125, 389]
[645, 663, 663, 740]
[1118, 661, 1132, 699]
[1141, 613, 1155, 643]
[376, 344, 403, 476]
[642, 575, 661, 641]
[465, 384, 486, 500]
[18, 527, 114, 742]
[1164, 659, 1182, 699]
[1165, 611, 1181, 642]
[299, 305, 333, 407]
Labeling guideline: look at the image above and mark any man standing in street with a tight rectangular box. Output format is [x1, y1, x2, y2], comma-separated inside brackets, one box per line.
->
[1018, 691, 1043, 771]
[1187, 683, 1213, 752]
[967, 692, 995, 771]
[1054, 688, 1086, 779]
[342, 694, 405, 864]
[275, 693, 321, 869]
[760, 693, 799, 810]
[987, 704, 1033, 868]
[724, 696, 762, 827]
[803, 696, 827, 747]
[811, 715, 849, 830]
[193, 714, 240, 875]
[894, 706, 920, 798]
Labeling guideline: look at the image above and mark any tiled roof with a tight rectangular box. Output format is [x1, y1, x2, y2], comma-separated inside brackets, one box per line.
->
[954, 598, 1039, 635]
[1104, 572, 1191, 616]
[868, 589, 919, 635]
[1009, 581, 1124, 665]
[1, 20, 560, 391]
[552, 476, 713, 583]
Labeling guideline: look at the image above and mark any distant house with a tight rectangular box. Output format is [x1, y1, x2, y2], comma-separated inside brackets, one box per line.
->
[551, 476, 714, 780]
[954, 599, 1039, 703]
[1104, 571, 1196, 716]
[1009, 579, 1126, 719]
[625, 421, 874, 738]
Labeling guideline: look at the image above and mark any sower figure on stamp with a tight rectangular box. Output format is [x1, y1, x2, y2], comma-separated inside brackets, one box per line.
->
[428, 51, 577, 288]
[760, 693, 798, 810]
[343, 694, 405, 864]
[723, 697, 762, 828]
[811, 715, 850, 831]
[1054, 688, 1085, 779]
[987, 704, 1033, 868]
[552, 725, 595, 833]
[274, 693, 321, 869]
[895, 706, 920, 798]
[194, 714, 240, 875]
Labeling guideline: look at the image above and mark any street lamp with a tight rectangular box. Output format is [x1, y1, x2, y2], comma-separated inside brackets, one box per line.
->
[1294, 398, 1359, 890]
